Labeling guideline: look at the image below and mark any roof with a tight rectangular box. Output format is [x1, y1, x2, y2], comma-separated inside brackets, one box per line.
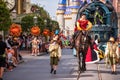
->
[58, 0, 66, 4]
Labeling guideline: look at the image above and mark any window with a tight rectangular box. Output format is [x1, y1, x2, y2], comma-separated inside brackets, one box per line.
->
[66, 0, 70, 6]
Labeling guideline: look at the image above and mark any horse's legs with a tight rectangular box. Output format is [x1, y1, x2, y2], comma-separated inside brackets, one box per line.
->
[76, 49, 81, 71]
[81, 50, 87, 71]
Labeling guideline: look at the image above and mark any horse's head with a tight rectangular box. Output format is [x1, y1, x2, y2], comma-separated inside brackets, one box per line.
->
[81, 31, 91, 44]
[74, 31, 91, 50]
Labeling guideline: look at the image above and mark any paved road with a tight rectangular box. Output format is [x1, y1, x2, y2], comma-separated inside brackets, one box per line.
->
[3, 48, 120, 80]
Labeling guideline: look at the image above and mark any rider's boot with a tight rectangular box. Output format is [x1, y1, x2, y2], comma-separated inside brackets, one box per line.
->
[71, 39, 75, 48]
[71, 34, 76, 48]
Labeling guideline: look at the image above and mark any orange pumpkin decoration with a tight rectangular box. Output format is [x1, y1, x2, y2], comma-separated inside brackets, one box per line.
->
[9, 23, 22, 37]
[31, 26, 40, 36]
[43, 29, 50, 36]
[49, 31, 54, 36]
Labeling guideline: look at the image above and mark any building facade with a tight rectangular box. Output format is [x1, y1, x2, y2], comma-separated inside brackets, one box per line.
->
[56, 0, 120, 37]
[8, 0, 31, 23]
[15, 0, 31, 14]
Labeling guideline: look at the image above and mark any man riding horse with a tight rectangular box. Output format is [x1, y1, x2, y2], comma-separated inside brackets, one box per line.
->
[73, 13, 92, 72]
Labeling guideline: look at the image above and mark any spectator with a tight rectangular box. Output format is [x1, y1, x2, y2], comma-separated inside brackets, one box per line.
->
[5, 36, 12, 49]
[6, 47, 17, 71]
[0, 35, 7, 80]
[11, 37, 20, 62]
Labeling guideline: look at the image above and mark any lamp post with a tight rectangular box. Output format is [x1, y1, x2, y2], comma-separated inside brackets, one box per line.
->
[44, 19, 47, 29]
[12, 10, 17, 22]
[33, 16, 38, 25]
[49, 21, 52, 31]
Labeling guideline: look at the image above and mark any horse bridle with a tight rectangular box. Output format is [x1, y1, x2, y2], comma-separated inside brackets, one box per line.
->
[80, 31, 89, 49]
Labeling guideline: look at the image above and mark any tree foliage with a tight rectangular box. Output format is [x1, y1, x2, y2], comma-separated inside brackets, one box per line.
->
[31, 5, 50, 19]
[21, 15, 44, 32]
[21, 15, 34, 32]
[0, 0, 11, 31]
[21, 4, 59, 33]
[51, 20, 59, 31]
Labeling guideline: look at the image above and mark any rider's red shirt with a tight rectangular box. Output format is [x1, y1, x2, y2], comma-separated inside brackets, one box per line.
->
[77, 20, 88, 30]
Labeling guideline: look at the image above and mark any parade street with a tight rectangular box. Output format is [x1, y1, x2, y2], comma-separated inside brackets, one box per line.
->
[3, 48, 120, 80]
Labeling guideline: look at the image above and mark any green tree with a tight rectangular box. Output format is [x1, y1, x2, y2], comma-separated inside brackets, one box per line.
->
[51, 20, 59, 31]
[0, 0, 11, 31]
[37, 16, 44, 32]
[21, 4, 59, 33]
[21, 15, 34, 32]
[31, 5, 50, 19]
[21, 15, 44, 33]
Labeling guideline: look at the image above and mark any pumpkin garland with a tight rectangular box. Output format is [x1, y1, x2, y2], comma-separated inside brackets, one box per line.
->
[9, 23, 22, 37]
[31, 26, 40, 36]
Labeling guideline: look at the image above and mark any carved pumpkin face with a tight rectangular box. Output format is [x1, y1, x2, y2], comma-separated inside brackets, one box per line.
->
[31, 26, 40, 36]
[11, 28, 19, 33]
[9, 23, 22, 37]
[50, 32, 54, 36]
[43, 31, 48, 35]
[43, 29, 49, 35]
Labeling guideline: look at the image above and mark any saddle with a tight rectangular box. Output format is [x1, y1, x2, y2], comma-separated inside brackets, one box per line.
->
[73, 31, 91, 48]
[73, 31, 89, 41]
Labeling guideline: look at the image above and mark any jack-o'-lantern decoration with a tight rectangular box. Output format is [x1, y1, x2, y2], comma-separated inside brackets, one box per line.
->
[31, 26, 40, 36]
[43, 29, 50, 36]
[9, 23, 22, 37]
[49, 31, 54, 37]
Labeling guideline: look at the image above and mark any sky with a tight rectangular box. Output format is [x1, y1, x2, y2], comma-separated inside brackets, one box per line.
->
[31, 0, 59, 19]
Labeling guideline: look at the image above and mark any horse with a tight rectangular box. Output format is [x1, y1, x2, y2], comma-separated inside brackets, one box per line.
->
[74, 30, 92, 72]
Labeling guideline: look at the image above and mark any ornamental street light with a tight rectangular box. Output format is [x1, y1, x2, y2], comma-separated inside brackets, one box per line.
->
[33, 16, 38, 25]
[50, 21, 52, 31]
[44, 19, 47, 28]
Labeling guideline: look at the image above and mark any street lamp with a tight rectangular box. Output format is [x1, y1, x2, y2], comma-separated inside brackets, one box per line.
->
[12, 10, 17, 19]
[44, 19, 47, 28]
[12, 10, 17, 23]
[50, 21, 52, 31]
[33, 16, 38, 25]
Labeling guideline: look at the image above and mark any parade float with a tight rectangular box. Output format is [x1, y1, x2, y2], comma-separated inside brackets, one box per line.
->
[76, 0, 118, 42]
[74, 0, 119, 53]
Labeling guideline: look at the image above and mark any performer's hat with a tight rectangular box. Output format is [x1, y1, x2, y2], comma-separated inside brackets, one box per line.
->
[109, 37, 115, 42]
[55, 30, 59, 35]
